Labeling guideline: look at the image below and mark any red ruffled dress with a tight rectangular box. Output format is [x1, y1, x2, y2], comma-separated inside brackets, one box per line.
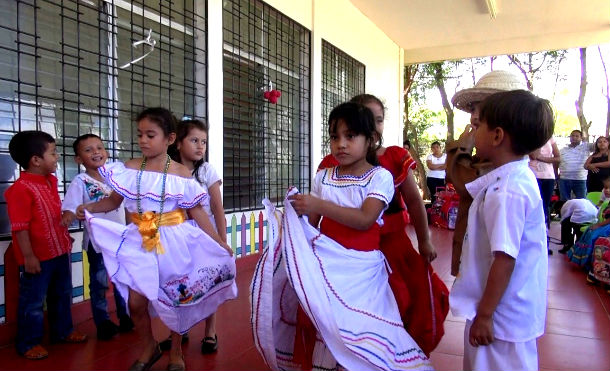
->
[318, 146, 449, 356]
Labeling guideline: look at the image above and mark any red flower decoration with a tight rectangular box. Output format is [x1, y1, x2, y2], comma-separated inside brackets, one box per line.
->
[263, 89, 281, 104]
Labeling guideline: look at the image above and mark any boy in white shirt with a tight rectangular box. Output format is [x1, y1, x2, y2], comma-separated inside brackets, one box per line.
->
[449, 90, 553, 371]
[61, 134, 133, 340]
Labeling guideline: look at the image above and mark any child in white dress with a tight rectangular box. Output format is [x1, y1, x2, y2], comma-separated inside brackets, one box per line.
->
[167, 118, 228, 354]
[251, 102, 432, 371]
[76, 108, 236, 371]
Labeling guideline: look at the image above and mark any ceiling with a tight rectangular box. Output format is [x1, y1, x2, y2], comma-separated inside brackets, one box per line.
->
[349, 0, 610, 64]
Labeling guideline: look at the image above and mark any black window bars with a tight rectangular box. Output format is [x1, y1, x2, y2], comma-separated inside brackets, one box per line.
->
[222, 0, 311, 212]
[0, 0, 207, 237]
[320, 39, 365, 157]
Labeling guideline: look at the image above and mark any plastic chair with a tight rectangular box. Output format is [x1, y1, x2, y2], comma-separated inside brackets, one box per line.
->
[586, 191, 602, 206]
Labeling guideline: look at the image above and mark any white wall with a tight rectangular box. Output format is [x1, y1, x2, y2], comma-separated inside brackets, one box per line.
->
[262, 0, 405, 175]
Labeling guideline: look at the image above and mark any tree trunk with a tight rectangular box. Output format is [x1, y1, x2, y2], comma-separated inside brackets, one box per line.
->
[576, 47, 590, 140]
[598, 46, 610, 137]
[432, 63, 455, 141]
[403, 65, 429, 200]
[507, 54, 534, 91]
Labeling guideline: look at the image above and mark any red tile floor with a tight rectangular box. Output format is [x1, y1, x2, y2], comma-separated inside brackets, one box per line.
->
[0, 222, 609, 371]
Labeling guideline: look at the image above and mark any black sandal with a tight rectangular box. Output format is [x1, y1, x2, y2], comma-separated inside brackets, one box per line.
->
[159, 332, 189, 351]
[200, 334, 218, 354]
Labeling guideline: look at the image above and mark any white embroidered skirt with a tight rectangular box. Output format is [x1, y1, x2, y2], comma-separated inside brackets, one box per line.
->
[86, 210, 237, 334]
[251, 196, 433, 371]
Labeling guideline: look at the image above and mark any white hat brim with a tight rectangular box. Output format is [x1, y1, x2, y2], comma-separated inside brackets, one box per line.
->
[451, 87, 505, 112]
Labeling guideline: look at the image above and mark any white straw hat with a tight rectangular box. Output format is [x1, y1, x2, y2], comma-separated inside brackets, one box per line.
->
[451, 70, 526, 112]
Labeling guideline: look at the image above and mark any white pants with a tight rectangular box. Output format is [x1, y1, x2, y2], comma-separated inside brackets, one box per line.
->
[463, 320, 538, 371]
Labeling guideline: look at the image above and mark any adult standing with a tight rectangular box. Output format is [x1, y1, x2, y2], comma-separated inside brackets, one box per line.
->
[426, 141, 446, 205]
[585, 136, 610, 192]
[529, 138, 561, 255]
[559, 130, 591, 200]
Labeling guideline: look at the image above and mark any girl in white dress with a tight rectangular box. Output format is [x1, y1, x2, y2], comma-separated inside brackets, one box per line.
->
[167, 118, 228, 354]
[251, 102, 433, 371]
[76, 108, 236, 371]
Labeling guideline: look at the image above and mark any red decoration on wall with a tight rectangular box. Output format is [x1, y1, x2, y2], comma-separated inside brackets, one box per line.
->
[263, 81, 281, 104]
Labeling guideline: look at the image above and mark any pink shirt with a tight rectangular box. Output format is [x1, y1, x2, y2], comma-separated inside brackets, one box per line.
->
[529, 138, 556, 179]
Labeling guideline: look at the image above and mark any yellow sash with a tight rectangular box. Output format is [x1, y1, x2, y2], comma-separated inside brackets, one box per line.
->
[131, 209, 187, 254]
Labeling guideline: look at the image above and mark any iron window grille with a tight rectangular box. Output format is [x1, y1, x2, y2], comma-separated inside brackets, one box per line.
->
[222, 0, 311, 212]
[320, 39, 365, 156]
[0, 0, 207, 238]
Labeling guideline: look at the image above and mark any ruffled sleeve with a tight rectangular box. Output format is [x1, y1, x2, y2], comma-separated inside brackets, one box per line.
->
[379, 146, 416, 186]
[365, 167, 395, 209]
[179, 177, 209, 208]
[99, 161, 208, 208]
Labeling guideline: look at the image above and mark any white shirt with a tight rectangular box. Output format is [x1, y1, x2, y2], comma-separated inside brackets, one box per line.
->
[560, 199, 598, 224]
[528, 138, 556, 179]
[427, 153, 447, 179]
[62, 172, 125, 251]
[194, 162, 222, 220]
[559, 142, 590, 180]
[311, 166, 394, 226]
[449, 159, 548, 342]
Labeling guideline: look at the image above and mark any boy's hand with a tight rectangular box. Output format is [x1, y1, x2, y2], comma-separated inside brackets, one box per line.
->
[61, 211, 76, 227]
[457, 124, 476, 152]
[23, 255, 41, 274]
[469, 314, 494, 347]
[288, 194, 320, 216]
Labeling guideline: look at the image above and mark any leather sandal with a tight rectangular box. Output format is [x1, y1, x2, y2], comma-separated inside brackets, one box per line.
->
[63, 331, 88, 343]
[128, 344, 162, 371]
[23, 344, 49, 360]
[166, 355, 186, 371]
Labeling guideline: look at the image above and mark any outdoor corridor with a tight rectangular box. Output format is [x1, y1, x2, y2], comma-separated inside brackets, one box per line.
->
[0, 222, 608, 371]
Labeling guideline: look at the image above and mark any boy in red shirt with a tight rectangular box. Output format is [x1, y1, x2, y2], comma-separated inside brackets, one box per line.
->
[5, 131, 87, 360]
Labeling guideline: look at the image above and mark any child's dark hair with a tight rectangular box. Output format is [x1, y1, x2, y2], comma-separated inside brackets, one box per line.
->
[9, 130, 55, 169]
[169, 119, 209, 183]
[328, 102, 379, 166]
[601, 174, 610, 183]
[479, 90, 554, 156]
[136, 107, 177, 137]
[350, 94, 385, 114]
[350, 94, 385, 147]
[72, 133, 102, 156]
[431, 141, 441, 148]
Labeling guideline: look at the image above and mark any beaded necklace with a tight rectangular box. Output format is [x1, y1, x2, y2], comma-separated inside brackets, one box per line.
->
[136, 154, 171, 223]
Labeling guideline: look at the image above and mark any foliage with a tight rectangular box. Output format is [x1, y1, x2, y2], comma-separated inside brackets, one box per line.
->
[554, 108, 581, 136]
[506, 50, 568, 91]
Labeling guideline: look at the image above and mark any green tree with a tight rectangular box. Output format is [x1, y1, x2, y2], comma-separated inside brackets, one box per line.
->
[404, 64, 447, 199]
[418, 62, 459, 141]
[554, 109, 581, 137]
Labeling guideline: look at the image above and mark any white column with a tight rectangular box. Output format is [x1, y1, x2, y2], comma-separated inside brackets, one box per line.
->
[310, 0, 322, 186]
[206, 0, 224, 192]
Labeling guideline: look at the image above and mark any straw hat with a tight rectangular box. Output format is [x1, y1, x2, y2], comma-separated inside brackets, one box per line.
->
[451, 70, 526, 112]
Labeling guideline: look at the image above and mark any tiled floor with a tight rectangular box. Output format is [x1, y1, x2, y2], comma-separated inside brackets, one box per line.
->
[0, 222, 609, 371]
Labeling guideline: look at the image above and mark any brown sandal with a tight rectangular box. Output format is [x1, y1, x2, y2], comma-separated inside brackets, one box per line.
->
[63, 331, 88, 343]
[23, 344, 49, 360]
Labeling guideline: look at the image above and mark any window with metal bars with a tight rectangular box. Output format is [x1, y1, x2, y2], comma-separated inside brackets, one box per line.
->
[222, 0, 310, 212]
[0, 0, 206, 237]
[320, 40, 365, 156]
